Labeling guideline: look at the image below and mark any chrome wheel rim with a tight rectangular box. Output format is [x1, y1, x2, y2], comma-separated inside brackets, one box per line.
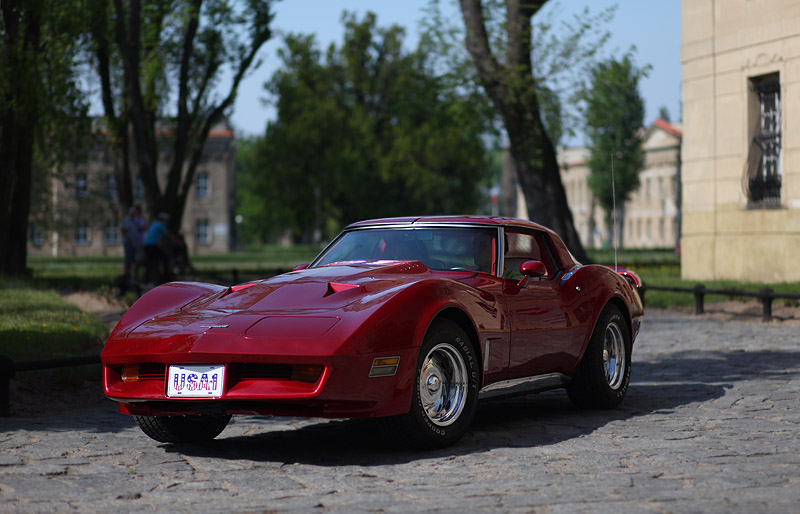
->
[419, 343, 468, 427]
[603, 321, 626, 390]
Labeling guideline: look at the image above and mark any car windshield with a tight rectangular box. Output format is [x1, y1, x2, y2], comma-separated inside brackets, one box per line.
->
[312, 227, 498, 274]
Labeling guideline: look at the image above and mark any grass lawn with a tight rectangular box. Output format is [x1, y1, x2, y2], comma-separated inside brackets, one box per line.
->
[0, 277, 110, 389]
[27, 246, 800, 311]
[589, 249, 800, 309]
[0, 278, 108, 362]
[28, 244, 324, 288]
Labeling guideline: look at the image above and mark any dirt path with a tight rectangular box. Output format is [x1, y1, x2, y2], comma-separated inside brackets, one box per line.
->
[61, 291, 129, 330]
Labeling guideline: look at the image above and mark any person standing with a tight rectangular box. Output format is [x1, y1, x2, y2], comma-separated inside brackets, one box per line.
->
[143, 212, 177, 284]
[120, 204, 147, 280]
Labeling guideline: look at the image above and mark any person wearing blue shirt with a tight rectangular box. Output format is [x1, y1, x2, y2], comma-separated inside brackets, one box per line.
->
[143, 212, 177, 284]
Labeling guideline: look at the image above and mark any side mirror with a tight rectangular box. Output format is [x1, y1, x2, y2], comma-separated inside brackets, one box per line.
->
[517, 260, 546, 287]
[520, 260, 547, 278]
[293, 263, 310, 271]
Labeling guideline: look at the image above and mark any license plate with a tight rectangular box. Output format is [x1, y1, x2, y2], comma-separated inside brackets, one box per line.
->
[167, 364, 225, 398]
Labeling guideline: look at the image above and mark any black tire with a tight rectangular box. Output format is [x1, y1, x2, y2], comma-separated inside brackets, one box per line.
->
[567, 304, 632, 409]
[383, 319, 479, 449]
[132, 413, 231, 443]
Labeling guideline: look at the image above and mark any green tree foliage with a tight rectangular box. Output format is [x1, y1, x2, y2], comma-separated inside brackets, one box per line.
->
[238, 13, 491, 244]
[583, 53, 649, 246]
[1, 0, 89, 275]
[658, 105, 671, 123]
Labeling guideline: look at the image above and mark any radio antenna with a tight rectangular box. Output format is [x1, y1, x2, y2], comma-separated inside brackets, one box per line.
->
[611, 152, 618, 271]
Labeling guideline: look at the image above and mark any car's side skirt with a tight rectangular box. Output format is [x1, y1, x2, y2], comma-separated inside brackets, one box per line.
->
[478, 373, 571, 400]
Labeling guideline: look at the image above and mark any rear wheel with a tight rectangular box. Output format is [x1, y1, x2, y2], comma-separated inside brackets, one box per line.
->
[132, 413, 231, 443]
[384, 319, 479, 449]
[567, 305, 631, 409]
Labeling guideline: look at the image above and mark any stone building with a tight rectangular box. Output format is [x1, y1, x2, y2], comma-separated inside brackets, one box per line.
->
[27, 122, 235, 257]
[681, 0, 800, 282]
[557, 118, 682, 250]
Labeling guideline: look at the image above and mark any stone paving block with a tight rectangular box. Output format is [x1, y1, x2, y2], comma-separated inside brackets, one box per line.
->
[2, 312, 800, 512]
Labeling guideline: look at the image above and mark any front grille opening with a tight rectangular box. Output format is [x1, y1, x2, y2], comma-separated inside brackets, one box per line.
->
[231, 363, 323, 383]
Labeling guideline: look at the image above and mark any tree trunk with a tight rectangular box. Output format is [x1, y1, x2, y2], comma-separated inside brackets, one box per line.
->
[0, 0, 40, 275]
[587, 195, 596, 249]
[459, 0, 589, 263]
[0, 112, 36, 276]
[113, 0, 164, 221]
[504, 108, 588, 262]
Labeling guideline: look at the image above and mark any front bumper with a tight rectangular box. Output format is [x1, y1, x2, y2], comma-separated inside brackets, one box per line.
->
[103, 347, 418, 418]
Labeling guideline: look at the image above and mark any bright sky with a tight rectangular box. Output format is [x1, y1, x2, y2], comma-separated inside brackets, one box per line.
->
[229, 0, 682, 141]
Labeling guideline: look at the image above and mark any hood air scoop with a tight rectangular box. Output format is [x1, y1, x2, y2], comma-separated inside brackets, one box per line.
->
[325, 282, 360, 296]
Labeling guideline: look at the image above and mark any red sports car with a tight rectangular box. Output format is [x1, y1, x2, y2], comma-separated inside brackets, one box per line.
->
[102, 216, 643, 448]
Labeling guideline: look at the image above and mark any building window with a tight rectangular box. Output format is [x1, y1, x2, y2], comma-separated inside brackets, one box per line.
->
[196, 172, 209, 199]
[135, 176, 144, 199]
[29, 224, 44, 246]
[746, 73, 781, 206]
[75, 173, 88, 198]
[196, 218, 210, 244]
[106, 174, 118, 199]
[75, 221, 90, 245]
[104, 220, 119, 245]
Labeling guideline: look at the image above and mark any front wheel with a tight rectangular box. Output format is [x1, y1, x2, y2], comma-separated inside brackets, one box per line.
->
[567, 305, 632, 409]
[383, 320, 479, 449]
[132, 413, 231, 443]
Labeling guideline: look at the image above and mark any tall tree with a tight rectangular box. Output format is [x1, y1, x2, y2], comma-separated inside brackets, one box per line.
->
[583, 53, 648, 248]
[0, 0, 88, 275]
[89, 0, 274, 231]
[458, 0, 610, 262]
[239, 13, 491, 244]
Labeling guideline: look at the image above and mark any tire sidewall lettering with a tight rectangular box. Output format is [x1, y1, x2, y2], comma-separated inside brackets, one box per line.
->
[414, 325, 478, 440]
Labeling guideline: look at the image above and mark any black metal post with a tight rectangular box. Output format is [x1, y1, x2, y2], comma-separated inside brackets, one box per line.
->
[761, 287, 774, 322]
[0, 355, 15, 417]
[693, 284, 706, 315]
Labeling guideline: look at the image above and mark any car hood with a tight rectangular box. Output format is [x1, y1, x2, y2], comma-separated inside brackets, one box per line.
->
[120, 261, 434, 343]
[182, 260, 432, 316]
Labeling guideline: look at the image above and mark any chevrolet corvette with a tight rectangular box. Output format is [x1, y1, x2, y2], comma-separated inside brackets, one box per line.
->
[102, 216, 643, 448]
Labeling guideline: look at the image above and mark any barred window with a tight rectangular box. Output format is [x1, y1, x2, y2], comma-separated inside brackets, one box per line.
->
[745, 73, 781, 206]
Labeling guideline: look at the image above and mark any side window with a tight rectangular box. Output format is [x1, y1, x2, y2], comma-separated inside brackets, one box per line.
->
[503, 231, 555, 280]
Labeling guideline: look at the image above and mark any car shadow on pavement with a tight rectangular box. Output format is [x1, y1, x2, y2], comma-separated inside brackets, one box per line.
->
[170, 347, 800, 465]
[168, 381, 731, 467]
[4, 348, 797, 449]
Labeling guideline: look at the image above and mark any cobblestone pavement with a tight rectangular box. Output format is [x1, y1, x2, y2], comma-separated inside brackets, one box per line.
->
[2, 311, 799, 513]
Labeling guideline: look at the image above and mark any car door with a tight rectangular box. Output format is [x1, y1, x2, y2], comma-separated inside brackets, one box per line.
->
[502, 230, 583, 379]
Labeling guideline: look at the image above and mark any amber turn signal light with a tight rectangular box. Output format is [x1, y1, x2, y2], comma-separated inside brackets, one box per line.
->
[291, 365, 324, 383]
[369, 356, 400, 377]
[120, 365, 140, 382]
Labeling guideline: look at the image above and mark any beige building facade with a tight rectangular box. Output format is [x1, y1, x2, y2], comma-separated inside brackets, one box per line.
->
[681, 0, 800, 282]
[28, 124, 236, 258]
[555, 119, 682, 250]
